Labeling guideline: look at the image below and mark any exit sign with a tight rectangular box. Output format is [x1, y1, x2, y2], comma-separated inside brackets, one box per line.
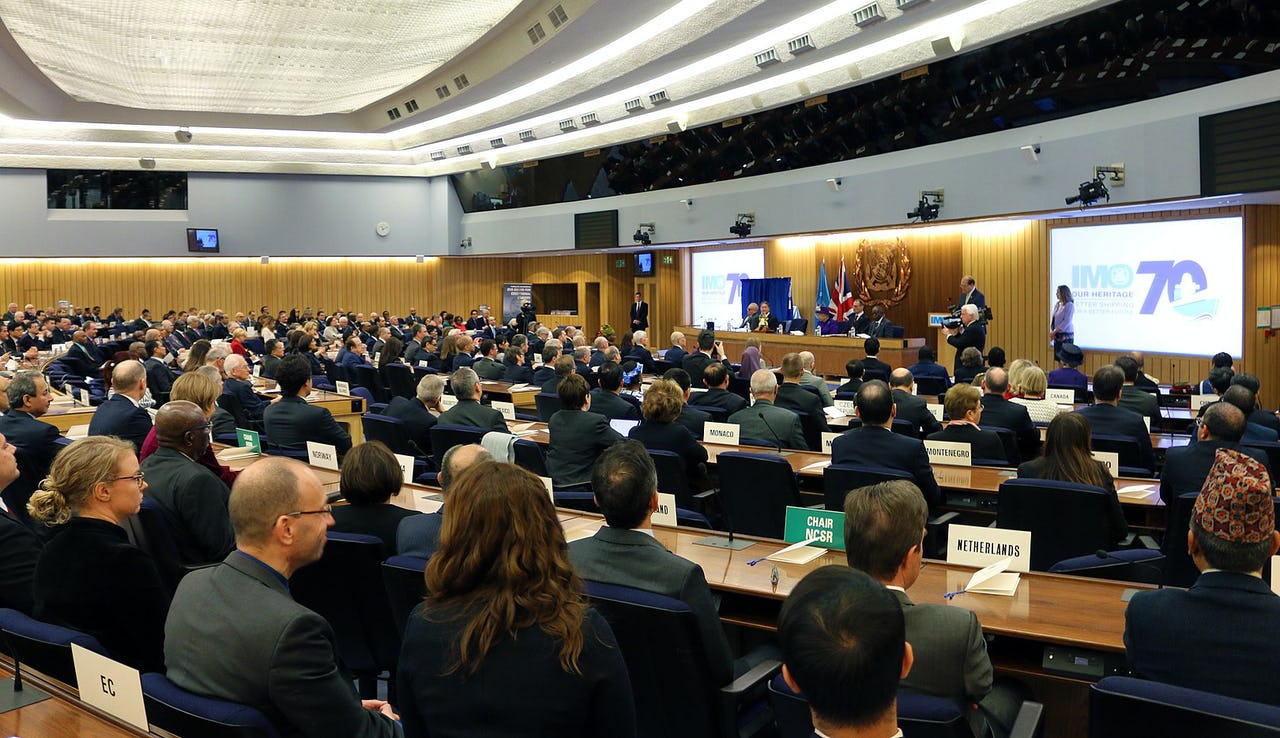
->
[662, 255, 674, 265]
[615, 259, 626, 268]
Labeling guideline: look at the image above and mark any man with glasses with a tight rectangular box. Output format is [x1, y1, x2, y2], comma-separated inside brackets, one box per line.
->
[0, 371, 62, 478]
[165, 457, 402, 738]
[140, 401, 234, 565]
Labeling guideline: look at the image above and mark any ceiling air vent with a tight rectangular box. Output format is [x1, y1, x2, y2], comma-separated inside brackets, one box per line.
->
[456, 144, 473, 155]
[754, 49, 780, 67]
[559, 118, 578, 132]
[527, 23, 546, 44]
[648, 89, 669, 105]
[386, 107, 401, 120]
[624, 98, 645, 112]
[853, 3, 885, 26]
[429, 150, 446, 161]
[548, 4, 569, 28]
[453, 74, 470, 90]
[519, 129, 537, 142]
[580, 112, 599, 126]
[788, 35, 815, 55]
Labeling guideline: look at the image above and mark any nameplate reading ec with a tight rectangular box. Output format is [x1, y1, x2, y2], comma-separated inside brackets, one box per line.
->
[925, 439, 972, 467]
[783, 506, 844, 550]
[947, 523, 1031, 572]
[306, 441, 340, 470]
[71, 644, 148, 731]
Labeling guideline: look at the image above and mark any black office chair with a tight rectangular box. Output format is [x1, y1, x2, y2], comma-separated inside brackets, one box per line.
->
[1089, 676, 1280, 737]
[513, 438, 549, 477]
[1091, 433, 1154, 477]
[1161, 491, 1201, 588]
[0, 608, 107, 688]
[862, 368, 888, 382]
[291, 532, 399, 701]
[653, 359, 674, 376]
[585, 581, 779, 738]
[727, 374, 751, 400]
[688, 403, 729, 424]
[979, 424, 1021, 466]
[353, 364, 390, 404]
[380, 555, 429, 635]
[649, 449, 696, 509]
[123, 498, 216, 595]
[715, 451, 799, 539]
[142, 672, 281, 738]
[996, 478, 1118, 571]
[892, 418, 920, 438]
[1049, 550, 1165, 585]
[217, 393, 262, 433]
[534, 392, 563, 422]
[428, 424, 488, 471]
[823, 464, 912, 511]
[915, 376, 949, 397]
[382, 362, 417, 400]
[786, 318, 807, 334]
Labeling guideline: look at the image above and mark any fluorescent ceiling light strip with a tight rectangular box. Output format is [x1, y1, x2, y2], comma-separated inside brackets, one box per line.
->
[0, 137, 398, 158]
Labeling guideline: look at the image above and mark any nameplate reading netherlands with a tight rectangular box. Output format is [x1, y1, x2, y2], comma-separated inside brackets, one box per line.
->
[924, 439, 972, 467]
[947, 523, 1031, 572]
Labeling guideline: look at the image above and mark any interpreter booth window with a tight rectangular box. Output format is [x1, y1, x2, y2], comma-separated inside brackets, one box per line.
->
[47, 170, 188, 210]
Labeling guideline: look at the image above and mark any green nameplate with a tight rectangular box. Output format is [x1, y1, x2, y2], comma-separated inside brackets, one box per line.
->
[783, 506, 844, 550]
[236, 428, 261, 454]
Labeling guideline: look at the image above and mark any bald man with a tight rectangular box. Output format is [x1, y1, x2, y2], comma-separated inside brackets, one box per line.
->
[88, 359, 153, 451]
[140, 400, 234, 565]
[397, 443, 493, 559]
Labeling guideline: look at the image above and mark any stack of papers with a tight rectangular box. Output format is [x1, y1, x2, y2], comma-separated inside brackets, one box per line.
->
[1116, 484, 1158, 500]
[957, 557, 1020, 597]
[765, 538, 827, 565]
[823, 405, 846, 419]
[506, 383, 536, 392]
[799, 460, 831, 473]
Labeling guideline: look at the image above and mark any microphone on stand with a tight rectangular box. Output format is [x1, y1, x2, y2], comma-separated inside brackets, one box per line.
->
[1094, 550, 1164, 589]
[758, 411, 784, 452]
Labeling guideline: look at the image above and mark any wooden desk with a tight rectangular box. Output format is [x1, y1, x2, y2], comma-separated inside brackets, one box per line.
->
[0, 661, 156, 737]
[676, 325, 924, 377]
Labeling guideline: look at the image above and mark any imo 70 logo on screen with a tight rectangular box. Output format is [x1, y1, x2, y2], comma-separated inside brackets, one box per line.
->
[1073, 260, 1217, 319]
[702, 273, 750, 304]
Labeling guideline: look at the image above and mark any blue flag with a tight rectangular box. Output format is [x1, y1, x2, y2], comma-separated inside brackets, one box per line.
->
[815, 260, 834, 330]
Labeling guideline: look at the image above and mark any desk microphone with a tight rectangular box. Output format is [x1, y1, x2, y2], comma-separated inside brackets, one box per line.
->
[757, 411, 784, 452]
[1094, 550, 1164, 589]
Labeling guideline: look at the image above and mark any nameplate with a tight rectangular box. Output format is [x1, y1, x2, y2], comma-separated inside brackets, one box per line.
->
[925, 439, 971, 466]
[927, 314, 949, 327]
[539, 476, 555, 502]
[394, 453, 415, 485]
[653, 492, 678, 527]
[439, 394, 458, 410]
[927, 404, 944, 421]
[252, 364, 261, 377]
[820, 432, 839, 455]
[1046, 388, 1075, 404]
[71, 644, 148, 731]
[947, 523, 1031, 572]
[783, 506, 844, 549]
[335, 380, 350, 395]
[703, 422, 740, 446]
[1271, 556, 1280, 596]
[1091, 451, 1120, 477]
[1141, 416, 1151, 431]
[235, 428, 261, 454]
[1190, 393, 1213, 411]
[306, 441, 340, 470]
[532, 355, 543, 368]
[834, 399, 857, 415]
[491, 400, 516, 420]
[418, 360, 430, 368]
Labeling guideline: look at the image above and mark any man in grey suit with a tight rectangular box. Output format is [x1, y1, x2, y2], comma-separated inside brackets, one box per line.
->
[437, 368, 508, 432]
[845, 480, 1022, 738]
[728, 369, 806, 450]
[164, 457, 402, 738]
[396, 444, 492, 559]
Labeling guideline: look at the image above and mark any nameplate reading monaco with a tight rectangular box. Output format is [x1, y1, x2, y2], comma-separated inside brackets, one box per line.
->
[653, 493, 678, 527]
[71, 644, 149, 731]
[306, 441, 340, 471]
[924, 439, 972, 466]
[1045, 388, 1076, 404]
[703, 421, 741, 446]
[820, 432, 839, 455]
[236, 427, 261, 453]
[1091, 450, 1120, 477]
[783, 506, 845, 550]
[947, 523, 1031, 572]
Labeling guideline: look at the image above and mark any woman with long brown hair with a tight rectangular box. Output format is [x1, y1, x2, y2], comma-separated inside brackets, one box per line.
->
[396, 461, 634, 737]
[1017, 412, 1128, 545]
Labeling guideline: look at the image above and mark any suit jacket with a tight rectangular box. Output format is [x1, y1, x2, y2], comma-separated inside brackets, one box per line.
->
[224, 377, 268, 419]
[547, 409, 624, 488]
[263, 396, 353, 453]
[0, 410, 63, 476]
[979, 394, 1040, 460]
[0, 512, 41, 613]
[1117, 386, 1160, 429]
[530, 365, 557, 386]
[262, 354, 283, 379]
[587, 388, 641, 421]
[330, 504, 421, 556]
[629, 301, 649, 331]
[799, 371, 834, 407]
[336, 351, 370, 372]
[958, 288, 986, 309]
[906, 361, 951, 387]
[697, 387, 747, 415]
[62, 342, 101, 377]
[1017, 457, 1128, 544]
[835, 379, 863, 398]
[34, 517, 169, 673]
[866, 317, 895, 338]
[471, 356, 505, 380]
[1074, 403, 1155, 471]
[437, 399, 508, 433]
[141, 447, 235, 565]
[402, 340, 425, 364]
[664, 345, 688, 367]
[728, 400, 806, 451]
[1159, 440, 1270, 505]
[165, 551, 401, 738]
[1125, 571, 1280, 706]
[570, 526, 731, 684]
[87, 394, 153, 451]
[892, 588, 993, 707]
[847, 312, 871, 335]
[144, 356, 175, 400]
[927, 424, 1010, 465]
[891, 388, 942, 437]
[831, 426, 940, 509]
[1048, 367, 1088, 389]
[449, 353, 474, 372]
[775, 383, 830, 439]
[502, 363, 533, 383]
[862, 357, 893, 377]
[675, 404, 711, 441]
[396, 510, 443, 559]
[945, 324, 986, 372]
[1250, 408, 1280, 435]
[628, 420, 710, 491]
[383, 396, 437, 457]
[625, 345, 656, 374]
[682, 352, 730, 390]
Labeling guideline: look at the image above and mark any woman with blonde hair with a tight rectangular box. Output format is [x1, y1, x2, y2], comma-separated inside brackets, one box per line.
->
[229, 327, 249, 357]
[29, 436, 169, 672]
[1010, 366, 1063, 425]
[397, 461, 634, 736]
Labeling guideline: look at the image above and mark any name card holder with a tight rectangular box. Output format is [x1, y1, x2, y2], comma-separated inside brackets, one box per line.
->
[925, 439, 972, 467]
[820, 432, 839, 455]
[1046, 388, 1076, 404]
[71, 644, 148, 730]
[236, 428, 262, 454]
[1091, 451, 1120, 477]
[491, 400, 516, 420]
[653, 492, 678, 527]
[1190, 393, 1213, 411]
[394, 453, 415, 485]
[783, 506, 845, 549]
[335, 380, 350, 395]
[947, 523, 1032, 572]
[539, 476, 555, 502]
[926, 404, 945, 421]
[703, 421, 740, 446]
[307, 441, 340, 470]
[440, 394, 459, 410]
[834, 399, 857, 416]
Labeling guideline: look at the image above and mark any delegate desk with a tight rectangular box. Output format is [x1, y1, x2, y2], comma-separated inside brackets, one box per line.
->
[675, 325, 924, 377]
[0, 662, 165, 737]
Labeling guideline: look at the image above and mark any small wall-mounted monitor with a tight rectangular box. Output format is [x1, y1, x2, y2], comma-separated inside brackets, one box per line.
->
[635, 251, 655, 277]
[187, 228, 219, 254]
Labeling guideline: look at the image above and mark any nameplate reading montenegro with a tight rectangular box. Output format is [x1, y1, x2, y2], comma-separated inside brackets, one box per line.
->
[783, 507, 844, 550]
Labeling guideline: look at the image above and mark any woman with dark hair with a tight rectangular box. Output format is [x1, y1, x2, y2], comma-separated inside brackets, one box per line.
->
[1050, 284, 1074, 361]
[378, 335, 404, 370]
[618, 332, 634, 355]
[397, 461, 634, 737]
[182, 339, 211, 373]
[330, 441, 420, 553]
[628, 379, 712, 492]
[288, 331, 325, 375]
[955, 347, 985, 385]
[1017, 413, 1127, 545]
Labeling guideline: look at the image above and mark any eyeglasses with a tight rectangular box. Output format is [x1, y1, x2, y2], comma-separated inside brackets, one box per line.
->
[285, 504, 333, 517]
[115, 473, 146, 486]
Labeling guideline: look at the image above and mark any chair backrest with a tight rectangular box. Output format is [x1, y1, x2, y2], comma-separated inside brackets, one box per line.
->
[216, 392, 253, 430]
[653, 359, 674, 376]
[823, 464, 913, 511]
[787, 318, 807, 333]
[862, 368, 888, 382]
[789, 407, 822, 451]
[768, 674, 971, 738]
[512, 438, 549, 477]
[915, 376, 949, 397]
[716, 452, 798, 539]
[997, 478, 1115, 570]
[290, 532, 399, 674]
[979, 424, 1020, 466]
[380, 555, 428, 636]
[1244, 441, 1280, 476]
[361, 413, 420, 458]
[0, 608, 107, 687]
[534, 392, 563, 422]
[1161, 491, 1201, 587]
[242, 337, 266, 355]
[727, 374, 751, 400]
[891, 417, 919, 438]
[141, 672, 281, 738]
[131, 498, 193, 594]
[584, 581, 724, 738]
[648, 449, 694, 508]
[382, 362, 417, 400]
[1048, 550, 1165, 585]
[885, 325, 905, 338]
[428, 424, 488, 471]
[353, 365, 388, 403]
[687, 403, 729, 424]
[1089, 676, 1280, 737]
[1091, 433, 1152, 475]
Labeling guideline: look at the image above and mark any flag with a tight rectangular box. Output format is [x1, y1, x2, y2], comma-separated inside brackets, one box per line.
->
[815, 260, 836, 326]
[835, 257, 856, 319]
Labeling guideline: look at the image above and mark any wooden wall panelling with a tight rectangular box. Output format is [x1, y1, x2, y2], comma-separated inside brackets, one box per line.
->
[1244, 205, 1280, 409]
[648, 250, 685, 349]
[520, 253, 631, 337]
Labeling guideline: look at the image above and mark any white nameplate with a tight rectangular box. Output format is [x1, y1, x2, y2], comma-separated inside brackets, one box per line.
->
[926, 404, 944, 421]
[394, 453, 415, 485]
[491, 400, 516, 420]
[418, 360, 430, 368]
[252, 364, 261, 377]
[820, 432, 839, 455]
[439, 394, 458, 410]
[1142, 416, 1151, 431]
[335, 380, 350, 395]
[703, 421, 740, 445]
[947, 523, 1031, 572]
[1272, 556, 1280, 596]
[539, 475, 555, 501]
[1190, 393, 1213, 411]
[1091, 451, 1120, 477]
[834, 399, 857, 416]
[532, 355, 543, 368]
[306, 441, 340, 470]
[925, 439, 972, 467]
[652, 492, 678, 527]
[71, 644, 148, 731]
[1046, 388, 1075, 404]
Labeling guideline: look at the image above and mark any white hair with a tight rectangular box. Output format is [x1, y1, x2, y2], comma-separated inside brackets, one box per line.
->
[960, 304, 979, 319]
[223, 354, 248, 373]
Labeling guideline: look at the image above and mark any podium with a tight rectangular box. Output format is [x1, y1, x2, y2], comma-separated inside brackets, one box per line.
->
[929, 312, 956, 370]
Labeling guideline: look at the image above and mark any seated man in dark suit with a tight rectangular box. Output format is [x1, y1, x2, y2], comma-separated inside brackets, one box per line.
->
[223, 354, 269, 421]
[62, 330, 103, 377]
[1160, 401, 1269, 505]
[835, 358, 865, 398]
[470, 339, 506, 381]
[625, 330, 656, 374]
[0, 432, 42, 614]
[728, 369, 806, 450]
[262, 355, 353, 454]
[681, 330, 731, 391]
[335, 336, 372, 373]
[397, 443, 491, 559]
[979, 367, 1039, 462]
[0, 372, 61, 476]
[1219, 385, 1280, 444]
[260, 339, 284, 379]
[530, 343, 561, 387]
[500, 347, 533, 383]
[860, 337, 892, 378]
[905, 346, 952, 389]
[588, 363, 641, 421]
[1230, 372, 1280, 435]
[662, 368, 711, 441]
[774, 352, 829, 449]
[865, 305, 895, 338]
[384, 375, 443, 458]
[927, 385, 1010, 465]
[164, 457, 401, 738]
[1114, 356, 1160, 430]
[664, 331, 688, 367]
[831, 380, 940, 509]
[696, 363, 747, 415]
[141, 401, 235, 565]
[546, 373, 624, 490]
[539, 355, 575, 395]
[1074, 365, 1155, 472]
[143, 339, 175, 404]
[1125, 449, 1280, 706]
[88, 360, 153, 452]
[888, 369, 942, 438]
[437, 367, 508, 433]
